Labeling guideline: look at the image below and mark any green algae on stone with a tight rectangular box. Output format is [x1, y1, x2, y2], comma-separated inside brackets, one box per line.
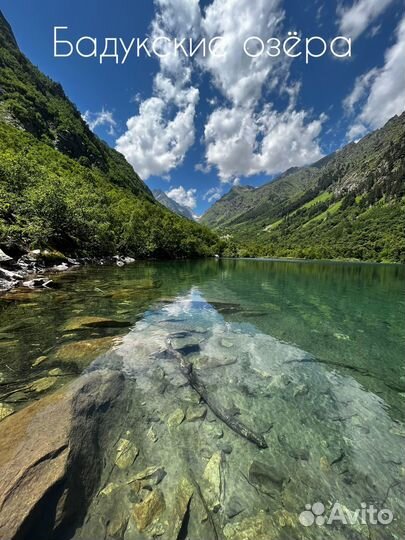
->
[133, 489, 166, 533]
[167, 408, 185, 428]
[186, 405, 207, 422]
[115, 438, 139, 470]
[28, 377, 56, 393]
[0, 403, 14, 421]
[202, 451, 223, 512]
[54, 336, 119, 367]
[62, 316, 131, 331]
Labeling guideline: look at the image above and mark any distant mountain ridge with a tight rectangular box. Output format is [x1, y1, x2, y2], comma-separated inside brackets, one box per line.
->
[152, 190, 195, 220]
[201, 113, 405, 262]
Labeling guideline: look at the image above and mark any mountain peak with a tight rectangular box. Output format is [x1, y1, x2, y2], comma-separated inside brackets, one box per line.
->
[152, 189, 195, 220]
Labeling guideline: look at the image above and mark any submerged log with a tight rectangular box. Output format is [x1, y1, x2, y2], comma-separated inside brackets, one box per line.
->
[167, 340, 268, 449]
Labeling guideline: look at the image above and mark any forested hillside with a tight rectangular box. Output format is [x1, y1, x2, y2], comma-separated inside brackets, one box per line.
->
[0, 11, 218, 259]
[202, 113, 405, 262]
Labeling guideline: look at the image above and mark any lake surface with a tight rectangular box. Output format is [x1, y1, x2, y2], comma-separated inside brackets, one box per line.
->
[0, 258, 404, 539]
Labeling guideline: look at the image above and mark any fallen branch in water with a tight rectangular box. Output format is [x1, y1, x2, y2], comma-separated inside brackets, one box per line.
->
[166, 339, 268, 449]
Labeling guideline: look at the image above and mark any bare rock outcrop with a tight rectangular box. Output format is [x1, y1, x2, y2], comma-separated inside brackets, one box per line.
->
[0, 369, 125, 540]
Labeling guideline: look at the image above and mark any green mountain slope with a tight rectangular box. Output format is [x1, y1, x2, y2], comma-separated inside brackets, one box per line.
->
[0, 12, 150, 199]
[0, 11, 218, 259]
[202, 113, 405, 263]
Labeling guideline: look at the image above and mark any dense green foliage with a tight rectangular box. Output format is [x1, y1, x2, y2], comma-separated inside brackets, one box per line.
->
[0, 124, 219, 258]
[0, 11, 219, 259]
[0, 12, 150, 198]
[203, 114, 405, 263]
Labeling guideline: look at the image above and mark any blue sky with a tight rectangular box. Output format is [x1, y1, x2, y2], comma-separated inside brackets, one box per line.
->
[1, 0, 404, 215]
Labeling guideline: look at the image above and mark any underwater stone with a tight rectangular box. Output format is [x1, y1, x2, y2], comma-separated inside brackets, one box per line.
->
[146, 426, 158, 443]
[99, 482, 121, 497]
[204, 422, 223, 439]
[32, 355, 48, 367]
[115, 438, 139, 470]
[28, 377, 56, 393]
[0, 403, 14, 421]
[106, 509, 129, 538]
[54, 336, 119, 367]
[133, 489, 166, 532]
[48, 368, 64, 377]
[223, 511, 273, 540]
[202, 452, 223, 512]
[248, 461, 285, 496]
[128, 466, 166, 492]
[62, 316, 131, 331]
[186, 405, 207, 422]
[167, 477, 194, 540]
[167, 408, 185, 428]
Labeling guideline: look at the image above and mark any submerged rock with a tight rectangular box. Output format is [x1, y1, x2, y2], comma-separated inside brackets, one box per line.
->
[223, 511, 272, 540]
[106, 509, 129, 538]
[99, 482, 121, 497]
[248, 461, 285, 496]
[146, 426, 158, 443]
[48, 368, 64, 377]
[27, 376, 56, 393]
[202, 451, 223, 512]
[186, 405, 207, 422]
[0, 370, 125, 540]
[32, 355, 48, 367]
[115, 438, 139, 470]
[0, 403, 14, 421]
[167, 407, 185, 428]
[54, 336, 119, 367]
[128, 466, 166, 492]
[133, 489, 166, 532]
[203, 422, 224, 439]
[194, 356, 237, 370]
[167, 477, 194, 540]
[62, 316, 131, 331]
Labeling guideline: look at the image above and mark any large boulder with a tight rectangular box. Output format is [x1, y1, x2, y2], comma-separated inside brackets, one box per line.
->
[0, 369, 125, 540]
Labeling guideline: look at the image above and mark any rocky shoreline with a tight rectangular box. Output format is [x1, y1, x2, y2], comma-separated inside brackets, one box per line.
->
[0, 247, 136, 293]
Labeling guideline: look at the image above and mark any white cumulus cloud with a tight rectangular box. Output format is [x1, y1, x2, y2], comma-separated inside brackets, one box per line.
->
[115, 0, 200, 180]
[198, 0, 325, 182]
[200, 0, 286, 106]
[338, 0, 395, 41]
[117, 0, 326, 183]
[166, 186, 197, 209]
[82, 108, 116, 135]
[345, 15, 405, 139]
[205, 106, 325, 182]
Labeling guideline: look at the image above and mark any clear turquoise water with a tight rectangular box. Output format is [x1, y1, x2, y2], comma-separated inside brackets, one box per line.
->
[0, 259, 404, 539]
[1, 259, 404, 417]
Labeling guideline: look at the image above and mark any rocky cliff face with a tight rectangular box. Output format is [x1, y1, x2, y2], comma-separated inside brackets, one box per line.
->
[152, 190, 195, 220]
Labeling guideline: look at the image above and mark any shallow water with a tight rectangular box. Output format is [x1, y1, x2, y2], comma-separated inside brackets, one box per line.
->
[0, 259, 404, 539]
